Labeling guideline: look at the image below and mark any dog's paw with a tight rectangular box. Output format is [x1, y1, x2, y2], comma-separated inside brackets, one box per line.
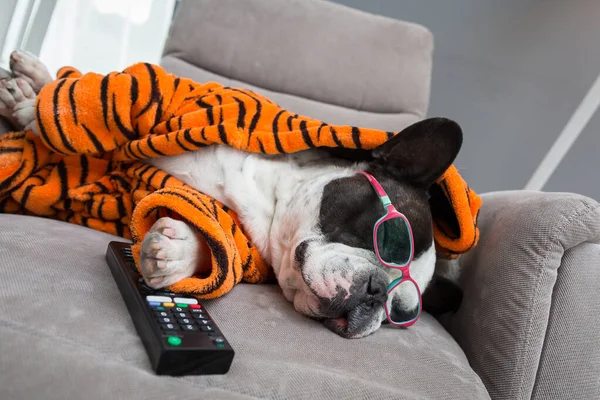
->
[0, 78, 36, 129]
[12, 98, 37, 133]
[0, 67, 11, 81]
[9, 50, 53, 94]
[140, 217, 206, 289]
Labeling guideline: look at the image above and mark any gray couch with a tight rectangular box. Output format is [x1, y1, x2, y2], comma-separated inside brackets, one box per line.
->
[1, 0, 599, 399]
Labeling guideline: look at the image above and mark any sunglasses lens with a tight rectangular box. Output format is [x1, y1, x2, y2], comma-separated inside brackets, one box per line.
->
[387, 279, 421, 325]
[376, 217, 412, 265]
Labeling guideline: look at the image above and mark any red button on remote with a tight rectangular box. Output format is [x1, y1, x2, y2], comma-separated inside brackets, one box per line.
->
[189, 304, 201, 309]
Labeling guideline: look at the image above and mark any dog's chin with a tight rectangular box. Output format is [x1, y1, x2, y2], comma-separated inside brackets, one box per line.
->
[290, 288, 384, 338]
[322, 304, 385, 339]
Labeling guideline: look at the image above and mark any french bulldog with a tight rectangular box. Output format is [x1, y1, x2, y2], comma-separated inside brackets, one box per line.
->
[0, 50, 463, 338]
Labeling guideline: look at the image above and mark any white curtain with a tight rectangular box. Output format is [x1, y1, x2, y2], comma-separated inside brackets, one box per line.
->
[38, 0, 176, 77]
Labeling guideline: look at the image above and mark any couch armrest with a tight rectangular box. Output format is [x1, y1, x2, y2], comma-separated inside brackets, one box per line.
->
[442, 190, 600, 400]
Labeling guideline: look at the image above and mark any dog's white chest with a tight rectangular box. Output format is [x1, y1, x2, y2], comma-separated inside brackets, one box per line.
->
[145, 146, 336, 265]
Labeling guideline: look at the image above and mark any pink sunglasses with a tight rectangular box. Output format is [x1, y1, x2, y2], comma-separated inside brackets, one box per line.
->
[357, 171, 422, 327]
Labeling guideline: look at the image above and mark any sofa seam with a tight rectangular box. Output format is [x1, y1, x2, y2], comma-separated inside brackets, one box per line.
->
[161, 54, 425, 118]
[516, 200, 600, 398]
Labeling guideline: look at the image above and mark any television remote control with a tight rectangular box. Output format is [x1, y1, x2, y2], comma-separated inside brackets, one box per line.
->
[105, 241, 234, 376]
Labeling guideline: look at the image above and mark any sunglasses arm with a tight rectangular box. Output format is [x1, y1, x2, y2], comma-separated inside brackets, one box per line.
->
[357, 171, 393, 208]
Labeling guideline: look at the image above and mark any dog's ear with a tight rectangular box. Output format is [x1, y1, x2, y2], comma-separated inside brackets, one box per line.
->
[371, 118, 463, 188]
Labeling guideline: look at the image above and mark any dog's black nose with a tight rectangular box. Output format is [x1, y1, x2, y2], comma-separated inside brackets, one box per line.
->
[362, 272, 388, 306]
[367, 275, 385, 297]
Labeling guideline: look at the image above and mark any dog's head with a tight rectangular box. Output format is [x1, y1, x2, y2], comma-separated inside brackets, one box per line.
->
[275, 117, 464, 338]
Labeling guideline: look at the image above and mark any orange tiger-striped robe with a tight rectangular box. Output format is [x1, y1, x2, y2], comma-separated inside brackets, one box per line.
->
[0, 63, 481, 299]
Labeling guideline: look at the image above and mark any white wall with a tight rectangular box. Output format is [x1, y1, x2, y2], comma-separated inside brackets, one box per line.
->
[0, 0, 18, 49]
[38, 0, 175, 76]
[0, 0, 22, 67]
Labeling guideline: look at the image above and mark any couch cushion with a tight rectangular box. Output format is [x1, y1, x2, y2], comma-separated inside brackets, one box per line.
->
[165, 0, 432, 115]
[160, 55, 421, 133]
[161, 0, 433, 132]
[0, 215, 490, 399]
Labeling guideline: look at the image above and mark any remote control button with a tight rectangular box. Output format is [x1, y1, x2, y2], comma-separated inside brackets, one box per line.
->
[176, 318, 193, 324]
[213, 337, 225, 343]
[175, 303, 188, 308]
[173, 297, 198, 305]
[167, 336, 182, 346]
[173, 312, 190, 318]
[192, 313, 206, 320]
[215, 342, 225, 348]
[155, 306, 165, 311]
[189, 304, 202, 309]
[182, 324, 198, 332]
[197, 319, 211, 325]
[148, 302, 161, 307]
[146, 295, 172, 303]
[163, 302, 175, 307]
[173, 307, 187, 312]
[154, 311, 170, 317]
[190, 308, 204, 314]
[157, 317, 173, 323]
[200, 325, 214, 332]
[160, 323, 180, 331]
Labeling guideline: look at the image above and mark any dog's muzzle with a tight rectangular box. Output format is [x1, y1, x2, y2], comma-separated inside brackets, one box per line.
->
[317, 270, 388, 338]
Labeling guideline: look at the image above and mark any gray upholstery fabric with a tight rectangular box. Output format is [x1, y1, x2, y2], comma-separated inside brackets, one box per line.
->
[0, 214, 490, 400]
[161, 0, 433, 131]
[531, 241, 600, 400]
[160, 55, 421, 132]
[443, 191, 600, 400]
